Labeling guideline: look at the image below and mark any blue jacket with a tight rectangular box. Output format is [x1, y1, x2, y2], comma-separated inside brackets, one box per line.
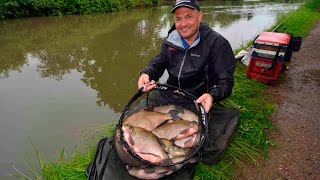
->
[141, 22, 236, 102]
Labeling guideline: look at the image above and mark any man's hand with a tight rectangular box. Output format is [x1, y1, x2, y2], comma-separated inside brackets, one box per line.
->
[138, 73, 156, 92]
[195, 93, 213, 113]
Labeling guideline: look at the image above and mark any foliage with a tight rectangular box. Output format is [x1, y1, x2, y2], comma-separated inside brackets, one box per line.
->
[0, 0, 162, 19]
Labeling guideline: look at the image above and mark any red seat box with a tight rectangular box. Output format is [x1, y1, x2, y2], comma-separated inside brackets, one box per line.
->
[252, 32, 292, 61]
[246, 57, 283, 84]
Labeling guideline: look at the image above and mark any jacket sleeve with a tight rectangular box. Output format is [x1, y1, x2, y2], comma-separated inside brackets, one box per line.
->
[140, 42, 168, 81]
[207, 37, 236, 102]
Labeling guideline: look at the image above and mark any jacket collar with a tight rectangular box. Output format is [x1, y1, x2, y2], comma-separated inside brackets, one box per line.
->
[166, 29, 201, 49]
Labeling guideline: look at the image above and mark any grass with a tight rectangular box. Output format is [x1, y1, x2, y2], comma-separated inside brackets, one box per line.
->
[276, 0, 320, 37]
[41, 123, 116, 180]
[14, 0, 320, 179]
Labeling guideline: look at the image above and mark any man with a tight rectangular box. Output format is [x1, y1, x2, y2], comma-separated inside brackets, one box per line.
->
[138, 0, 236, 113]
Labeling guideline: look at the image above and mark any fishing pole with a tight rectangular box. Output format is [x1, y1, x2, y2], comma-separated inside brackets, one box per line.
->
[272, 6, 299, 32]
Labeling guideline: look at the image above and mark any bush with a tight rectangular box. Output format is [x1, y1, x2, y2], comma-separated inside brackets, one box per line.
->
[0, 0, 162, 19]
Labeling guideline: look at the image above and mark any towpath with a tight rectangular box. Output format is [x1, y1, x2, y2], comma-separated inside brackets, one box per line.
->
[238, 22, 320, 179]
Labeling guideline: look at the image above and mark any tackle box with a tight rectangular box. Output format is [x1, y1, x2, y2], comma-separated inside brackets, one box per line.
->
[251, 32, 292, 62]
[246, 57, 283, 84]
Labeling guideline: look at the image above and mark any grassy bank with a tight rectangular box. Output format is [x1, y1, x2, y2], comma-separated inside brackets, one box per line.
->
[0, 0, 161, 19]
[17, 0, 320, 179]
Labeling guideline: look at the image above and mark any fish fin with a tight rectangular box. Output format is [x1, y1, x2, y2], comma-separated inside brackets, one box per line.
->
[144, 168, 156, 174]
[169, 110, 180, 120]
[158, 138, 167, 149]
[144, 107, 154, 112]
[162, 158, 174, 165]
[175, 105, 185, 113]
[155, 119, 173, 129]
[184, 138, 194, 147]
[172, 129, 192, 140]
[179, 128, 190, 135]
[127, 134, 135, 146]
[158, 170, 172, 176]
[138, 152, 162, 162]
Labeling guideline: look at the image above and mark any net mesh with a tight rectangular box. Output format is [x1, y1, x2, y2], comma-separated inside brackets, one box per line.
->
[115, 84, 208, 177]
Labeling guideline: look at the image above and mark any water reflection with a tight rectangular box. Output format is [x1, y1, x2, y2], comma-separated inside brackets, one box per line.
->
[0, 0, 303, 177]
[0, 2, 301, 111]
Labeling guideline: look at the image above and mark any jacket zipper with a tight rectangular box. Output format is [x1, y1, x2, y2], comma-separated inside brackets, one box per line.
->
[178, 49, 189, 88]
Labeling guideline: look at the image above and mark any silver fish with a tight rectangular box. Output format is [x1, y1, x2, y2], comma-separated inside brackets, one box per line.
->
[123, 108, 172, 131]
[174, 133, 197, 148]
[153, 105, 199, 122]
[151, 120, 198, 141]
[153, 105, 177, 114]
[159, 138, 190, 158]
[115, 128, 144, 167]
[177, 108, 199, 123]
[122, 125, 169, 164]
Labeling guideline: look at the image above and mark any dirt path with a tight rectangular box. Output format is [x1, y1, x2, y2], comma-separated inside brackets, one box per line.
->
[238, 22, 320, 179]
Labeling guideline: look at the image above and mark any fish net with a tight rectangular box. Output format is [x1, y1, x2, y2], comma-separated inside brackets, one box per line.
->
[115, 84, 208, 178]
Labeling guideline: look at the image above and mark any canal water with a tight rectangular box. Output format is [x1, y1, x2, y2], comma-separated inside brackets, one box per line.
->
[0, 0, 302, 178]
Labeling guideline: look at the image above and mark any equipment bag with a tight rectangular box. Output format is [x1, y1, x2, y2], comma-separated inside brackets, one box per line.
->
[86, 136, 196, 180]
[201, 104, 240, 164]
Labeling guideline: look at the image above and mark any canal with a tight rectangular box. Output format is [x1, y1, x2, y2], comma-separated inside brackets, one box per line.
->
[0, 0, 303, 178]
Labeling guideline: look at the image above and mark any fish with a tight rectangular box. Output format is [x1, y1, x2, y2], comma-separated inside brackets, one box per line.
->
[153, 105, 199, 123]
[177, 108, 199, 123]
[151, 120, 198, 141]
[115, 128, 144, 167]
[153, 105, 176, 114]
[122, 125, 169, 164]
[153, 105, 181, 120]
[159, 138, 190, 158]
[174, 133, 197, 148]
[123, 108, 173, 131]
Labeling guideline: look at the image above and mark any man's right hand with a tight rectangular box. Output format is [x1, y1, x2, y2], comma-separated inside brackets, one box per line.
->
[138, 73, 156, 92]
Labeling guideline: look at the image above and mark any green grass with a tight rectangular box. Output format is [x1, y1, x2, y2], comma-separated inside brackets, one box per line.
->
[44, 123, 116, 180]
[14, 0, 320, 179]
[275, 0, 320, 37]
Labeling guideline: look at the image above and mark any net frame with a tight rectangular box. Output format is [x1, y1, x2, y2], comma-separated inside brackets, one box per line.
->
[115, 83, 208, 167]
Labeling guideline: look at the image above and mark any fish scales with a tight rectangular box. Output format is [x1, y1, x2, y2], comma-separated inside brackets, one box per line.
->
[151, 120, 198, 140]
[122, 125, 169, 164]
[159, 138, 190, 158]
[123, 109, 173, 131]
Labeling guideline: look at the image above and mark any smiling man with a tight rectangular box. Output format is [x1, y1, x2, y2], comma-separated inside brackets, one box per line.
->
[138, 0, 236, 114]
[136, 0, 238, 178]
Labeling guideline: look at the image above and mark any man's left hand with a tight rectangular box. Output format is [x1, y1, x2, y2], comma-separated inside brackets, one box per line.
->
[195, 93, 213, 113]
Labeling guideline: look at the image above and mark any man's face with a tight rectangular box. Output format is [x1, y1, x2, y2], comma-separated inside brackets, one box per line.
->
[173, 7, 203, 42]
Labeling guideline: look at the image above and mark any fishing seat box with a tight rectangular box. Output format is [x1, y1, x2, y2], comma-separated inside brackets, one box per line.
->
[251, 32, 292, 62]
[246, 32, 291, 84]
[246, 57, 283, 84]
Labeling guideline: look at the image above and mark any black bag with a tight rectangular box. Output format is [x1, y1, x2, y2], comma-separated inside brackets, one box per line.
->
[86, 137, 135, 180]
[86, 136, 197, 180]
[200, 104, 240, 164]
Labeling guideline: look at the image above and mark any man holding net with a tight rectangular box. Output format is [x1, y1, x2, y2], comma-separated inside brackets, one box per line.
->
[138, 0, 236, 114]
